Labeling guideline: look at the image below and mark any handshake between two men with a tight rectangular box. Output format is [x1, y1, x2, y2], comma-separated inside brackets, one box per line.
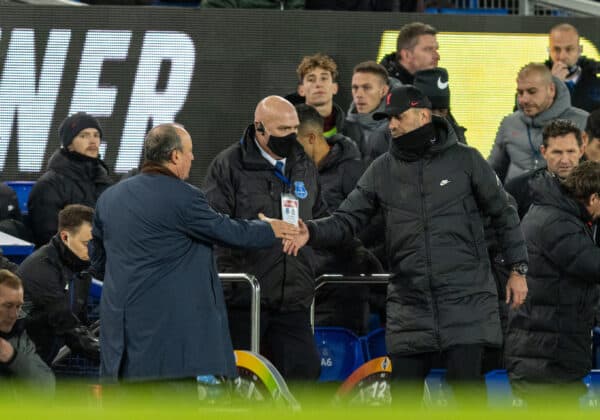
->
[257, 213, 308, 252]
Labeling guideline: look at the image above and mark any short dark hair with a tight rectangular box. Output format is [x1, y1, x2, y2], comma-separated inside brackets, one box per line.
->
[585, 109, 600, 140]
[144, 124, 183, 164]
[295, 104, 324, 136]
[297, 53, 338, 83]
[353, 61, 389, 85]
[58, 204, 94, 233]
[562, 161, 600, 203]
[542, 119, 582, 148]
[396, 22, 437, 53]
[0, 269, 22, 291]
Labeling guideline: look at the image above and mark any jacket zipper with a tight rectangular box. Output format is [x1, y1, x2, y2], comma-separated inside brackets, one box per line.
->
[419, 160, 441, 349]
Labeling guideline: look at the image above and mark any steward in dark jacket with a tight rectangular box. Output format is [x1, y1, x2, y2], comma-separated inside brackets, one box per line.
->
[17, 234, 98, 365]
[300, 87, 528, 388]
[204, 96, 328, 380]
[505, 167, 600, 387]
[204, 124, 328, 312]
[28, 113, 113, 247]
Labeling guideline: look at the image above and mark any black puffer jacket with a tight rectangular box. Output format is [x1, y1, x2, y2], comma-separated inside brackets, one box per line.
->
[27, 149, 113, 247]
[380, 52, 414, 85]
[17, 235, 98, 364]
[203, 125, 329, 311]
[505, 171, 600, 383]
[319, 134, 365, 210]
[307, 116, 527, 355]
[0, 183, 21, 222]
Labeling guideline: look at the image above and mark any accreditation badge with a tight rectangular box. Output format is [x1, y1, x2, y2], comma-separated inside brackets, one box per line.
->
[281, 193, 299, 226]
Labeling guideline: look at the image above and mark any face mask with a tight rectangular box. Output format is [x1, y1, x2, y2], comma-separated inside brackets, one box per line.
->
[391, 122, 436, 155]
[267, 133, 297, 159]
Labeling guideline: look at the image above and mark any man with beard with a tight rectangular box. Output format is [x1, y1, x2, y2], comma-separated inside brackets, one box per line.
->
[28, 112, 113, 247]
[203, 96, 328, 381]
[283, 86, 528, 404]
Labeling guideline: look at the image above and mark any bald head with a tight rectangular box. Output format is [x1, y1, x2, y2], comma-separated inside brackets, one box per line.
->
[254, 96, 300, 160]
[144, 123, 193, 180]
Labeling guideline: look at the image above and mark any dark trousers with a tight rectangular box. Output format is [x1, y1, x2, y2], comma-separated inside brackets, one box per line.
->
[228, 308, 320, 381]
[390, 344, 485, 407]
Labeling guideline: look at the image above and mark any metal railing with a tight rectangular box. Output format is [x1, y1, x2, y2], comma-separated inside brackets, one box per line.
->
[310, 273, 391, 332]
[219, 273, 261, 353]
[52, 273, 262, 367]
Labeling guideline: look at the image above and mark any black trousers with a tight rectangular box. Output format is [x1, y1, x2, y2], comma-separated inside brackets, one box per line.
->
[390, 344, 485, 407]
[228, 308, 320, 381]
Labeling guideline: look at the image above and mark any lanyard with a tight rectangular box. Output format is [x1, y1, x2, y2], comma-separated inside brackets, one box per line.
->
[526, 126, 542, 168]
[273, 164, 291, 187]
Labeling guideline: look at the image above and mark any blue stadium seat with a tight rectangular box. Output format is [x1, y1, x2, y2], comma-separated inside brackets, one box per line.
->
[4, 181, 35, 215]
[314, 327, 365, 382]
[438, 7, 509, 15]
[423, 369, 455, 408]
[361, 327, 386, 361]
[485, 369, 525, 408]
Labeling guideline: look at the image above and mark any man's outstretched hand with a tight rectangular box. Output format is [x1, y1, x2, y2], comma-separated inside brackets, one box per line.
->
[283, 219, 310, 256]
[258, 213, 299, 240]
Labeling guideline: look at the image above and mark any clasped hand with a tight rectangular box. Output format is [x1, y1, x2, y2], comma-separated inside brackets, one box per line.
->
[257, 214, 309, 256]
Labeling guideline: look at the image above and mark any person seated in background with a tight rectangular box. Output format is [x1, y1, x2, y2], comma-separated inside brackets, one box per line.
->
[583, 108, 600, 163]
[488, 63, 588, 184]
[379, 22, 440, 88]
[295, 53, 364, 146]
[0, 183, 31, 242]
[17, 205, 99, 366]
[346, 61, 390, 159]
[505, 161, 600, 405]
[504, 119, 584, 219]
[27, 112, 113, 247]
[0, 269, 55, 392]
[546, 23, 600, 113]
[295, 104, 381, 335]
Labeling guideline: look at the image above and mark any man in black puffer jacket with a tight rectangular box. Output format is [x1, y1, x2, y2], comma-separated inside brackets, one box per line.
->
[17, 204, 99, 365]
[28, 112, 113, 247]
[505, 160, 600, 403]
[203, 96, 328, 381]
[285, 86, 528, 403]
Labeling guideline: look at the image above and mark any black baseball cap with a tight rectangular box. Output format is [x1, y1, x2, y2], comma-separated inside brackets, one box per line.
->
[373, 85, 432, 121]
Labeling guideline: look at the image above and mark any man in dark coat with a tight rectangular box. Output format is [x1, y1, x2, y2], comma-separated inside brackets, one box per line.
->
[505, 161, 600, 403]
[28, 112, 113, 247]
[17, 204, 99, 365]
[203, 96, 328, 381]
[0, 269, 55, 392]
[546, 23, 600, 113]
[90, 123, 297, 383]
[284, 86, 528, 403]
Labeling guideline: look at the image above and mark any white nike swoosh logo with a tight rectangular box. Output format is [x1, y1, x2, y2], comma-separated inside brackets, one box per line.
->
[437, 77, 449, 90]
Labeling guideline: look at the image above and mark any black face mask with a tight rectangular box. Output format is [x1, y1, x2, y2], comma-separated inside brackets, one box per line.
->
[267, 133, 297, 159]
[391, 122, 436, 155]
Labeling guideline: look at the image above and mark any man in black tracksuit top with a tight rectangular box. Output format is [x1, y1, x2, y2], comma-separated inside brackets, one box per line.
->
[17, 204, 99, 365]
[505, 162, 600, 402]
[285, 86, 529, 401]
[203, 96, 328, 381]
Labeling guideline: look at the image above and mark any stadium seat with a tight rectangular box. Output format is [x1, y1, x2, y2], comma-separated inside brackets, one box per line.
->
[361, 327, 386, 361]
[314, 327, 365, 382]
[423, 368, 455, 408]
[4, 181, 35, 215]
[485, 369, 524, 408]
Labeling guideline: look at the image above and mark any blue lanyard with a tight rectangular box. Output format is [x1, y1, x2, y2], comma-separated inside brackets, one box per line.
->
[274, 168, 291, 186]
[526, 126, 542, 166]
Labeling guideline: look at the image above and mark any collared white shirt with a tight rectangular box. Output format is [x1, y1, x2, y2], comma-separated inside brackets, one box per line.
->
[254, 138, 286, 172]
